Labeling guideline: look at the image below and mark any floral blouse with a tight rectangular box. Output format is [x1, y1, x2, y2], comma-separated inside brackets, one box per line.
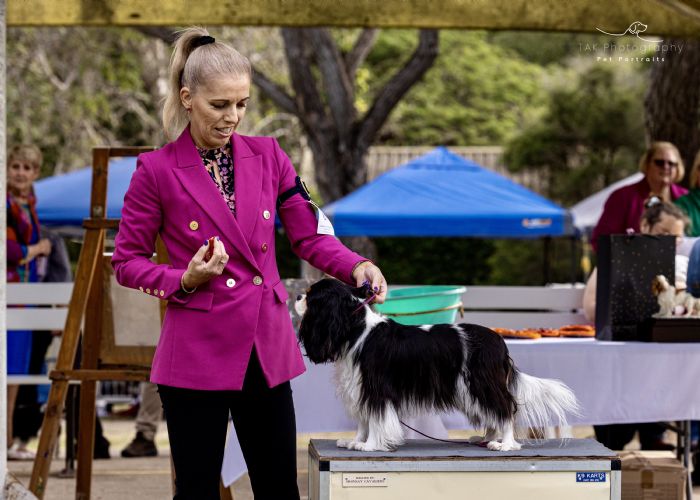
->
[198, 143, 236, 215]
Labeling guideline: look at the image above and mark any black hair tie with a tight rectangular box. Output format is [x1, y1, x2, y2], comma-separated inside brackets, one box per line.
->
[192, 35, 215, 49]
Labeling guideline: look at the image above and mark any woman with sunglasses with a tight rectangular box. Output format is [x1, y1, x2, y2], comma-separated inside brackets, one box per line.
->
[591, 141, 687, 252]
[675, 150, 700, 236]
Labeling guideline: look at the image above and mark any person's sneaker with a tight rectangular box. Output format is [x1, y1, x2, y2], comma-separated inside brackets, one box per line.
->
[121, 432, 158, 458]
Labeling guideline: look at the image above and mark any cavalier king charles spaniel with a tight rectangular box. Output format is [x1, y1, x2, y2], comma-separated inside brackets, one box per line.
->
[295, 278, 579, 452]
[652, 274, 700, 317]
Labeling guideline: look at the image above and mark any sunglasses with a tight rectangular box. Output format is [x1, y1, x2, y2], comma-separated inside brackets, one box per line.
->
[652, 158, 678, 168]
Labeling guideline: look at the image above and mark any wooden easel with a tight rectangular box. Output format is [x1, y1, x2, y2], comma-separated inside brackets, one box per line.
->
[28, 147, 235, 500]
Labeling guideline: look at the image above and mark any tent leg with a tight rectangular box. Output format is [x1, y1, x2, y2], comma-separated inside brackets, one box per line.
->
[570, 236, 577, 284]
[542, 237, 552, 285]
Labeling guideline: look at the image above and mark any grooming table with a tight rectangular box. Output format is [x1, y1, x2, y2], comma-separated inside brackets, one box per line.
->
[308, 438, 620, 500]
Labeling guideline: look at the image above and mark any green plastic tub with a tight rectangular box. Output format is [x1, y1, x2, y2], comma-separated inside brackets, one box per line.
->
[374, 285, 466, 325]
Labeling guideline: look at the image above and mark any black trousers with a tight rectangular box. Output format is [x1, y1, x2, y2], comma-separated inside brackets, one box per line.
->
[594, 423, 665, 450]
[158, 352, 300, 500]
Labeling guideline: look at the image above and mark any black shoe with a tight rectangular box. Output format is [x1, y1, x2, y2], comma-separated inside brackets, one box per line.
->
[93, 438, 111, 460]
[121, 432, 158, 458]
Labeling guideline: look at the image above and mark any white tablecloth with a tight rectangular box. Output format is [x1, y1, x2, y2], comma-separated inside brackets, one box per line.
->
[223, 338, 700, 484]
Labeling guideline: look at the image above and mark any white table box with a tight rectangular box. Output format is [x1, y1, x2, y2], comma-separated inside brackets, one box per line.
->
[309, 438, 620, 500]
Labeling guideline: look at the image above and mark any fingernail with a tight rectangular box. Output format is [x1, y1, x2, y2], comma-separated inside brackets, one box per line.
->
[203, 240, 208, 246]
[215, 236, 220, 241]
[373, 286, 379, 291]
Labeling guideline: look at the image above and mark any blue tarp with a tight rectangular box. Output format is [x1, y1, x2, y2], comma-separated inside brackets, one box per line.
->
[323, 147, 572, 238]
[34, 157, 137, 226]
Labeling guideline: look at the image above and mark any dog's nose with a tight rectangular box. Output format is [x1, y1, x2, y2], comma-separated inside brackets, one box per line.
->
[297, 294, 303, 301]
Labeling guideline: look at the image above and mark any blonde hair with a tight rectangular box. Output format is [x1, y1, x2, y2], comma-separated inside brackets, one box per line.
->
[638, 141, 685, 183]
[690, 150, 700, 189]
[162, 27, 252, 141]
[8, 145, 42, 171]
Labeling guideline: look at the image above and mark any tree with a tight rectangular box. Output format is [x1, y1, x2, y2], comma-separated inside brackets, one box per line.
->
[644, 38, 700, 182]
[7, 28, 168, 175]
[504, 63, 646, 205]
[372, 30, 547, 146]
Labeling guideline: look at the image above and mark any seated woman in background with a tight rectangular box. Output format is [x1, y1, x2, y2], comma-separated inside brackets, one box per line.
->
[591, 141, 687, 252]
[583, 199, 689, 452]
[584, 199, 689, 322]
[675, 150, 700, 237]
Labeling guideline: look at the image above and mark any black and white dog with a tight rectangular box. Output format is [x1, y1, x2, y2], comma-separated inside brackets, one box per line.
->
[295, 279, 579, 452]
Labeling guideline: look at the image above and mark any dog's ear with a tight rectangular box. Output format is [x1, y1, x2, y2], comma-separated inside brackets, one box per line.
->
[298, 279, 358, 363]
[350, 284, 371, 300]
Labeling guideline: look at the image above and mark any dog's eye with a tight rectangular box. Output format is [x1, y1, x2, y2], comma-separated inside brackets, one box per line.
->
[296, 294, 303, 301]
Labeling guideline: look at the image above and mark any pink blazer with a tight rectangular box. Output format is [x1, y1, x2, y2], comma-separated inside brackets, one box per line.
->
[112, 127, 365, 390]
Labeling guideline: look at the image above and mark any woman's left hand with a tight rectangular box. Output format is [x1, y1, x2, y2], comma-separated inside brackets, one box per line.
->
[352, 261, 388, 304]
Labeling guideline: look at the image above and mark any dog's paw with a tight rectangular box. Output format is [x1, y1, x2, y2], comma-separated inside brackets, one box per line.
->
[500, 441, 522, 451]
[336, 439, 352, 449]
[347, 441, 366, 450]
[487, 440, 503, 451]
[351, 442, 393, 452]
[488, 440, 521, 451]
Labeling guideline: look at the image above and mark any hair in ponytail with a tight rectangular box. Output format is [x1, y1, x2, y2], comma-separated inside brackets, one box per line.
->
[162, 27, 252, 141]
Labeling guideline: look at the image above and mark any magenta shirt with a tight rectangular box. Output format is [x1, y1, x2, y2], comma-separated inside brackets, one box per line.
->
[591, 178, 688, 252]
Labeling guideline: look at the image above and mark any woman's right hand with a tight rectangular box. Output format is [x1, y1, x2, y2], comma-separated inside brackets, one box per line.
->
[24, 238, 52, 263]
[181, 237, 229, 289]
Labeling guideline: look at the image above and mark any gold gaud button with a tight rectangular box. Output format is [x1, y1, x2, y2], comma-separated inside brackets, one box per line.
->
[261, 243, 268, 252]
[159, 290, 165, 297]
[253, 276, 263, 286]
[262, 210, 271, 220]
[189, 220, 199, 231]
[146, 288, 151, 294]
[226, 278, 236, 288]
[139, 286, 144, 292]
[153, 289, 159, 295]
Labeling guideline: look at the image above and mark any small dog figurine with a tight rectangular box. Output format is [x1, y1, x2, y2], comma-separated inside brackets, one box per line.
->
[652, 274, 700, 317]
[295, 279, 579, 452]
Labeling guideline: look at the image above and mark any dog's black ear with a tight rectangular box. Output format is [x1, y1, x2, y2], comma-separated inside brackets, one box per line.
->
[351, 285, 370, 300]
[298, 279, 359, 363]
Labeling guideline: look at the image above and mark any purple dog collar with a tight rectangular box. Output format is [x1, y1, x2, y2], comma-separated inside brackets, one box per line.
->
[353, 280, 377, 314]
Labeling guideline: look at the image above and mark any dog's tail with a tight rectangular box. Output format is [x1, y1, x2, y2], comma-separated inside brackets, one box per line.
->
[510, 370, 580, 429]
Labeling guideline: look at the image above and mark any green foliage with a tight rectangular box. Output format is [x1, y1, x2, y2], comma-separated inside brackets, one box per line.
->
[487, 31, 609, 66]
[486, 238, 580, 286]
[372, 237, 495, 285]
[363, 30, 547, 146]
[7, 27, 166, 175]
[504, 62, 647, 205]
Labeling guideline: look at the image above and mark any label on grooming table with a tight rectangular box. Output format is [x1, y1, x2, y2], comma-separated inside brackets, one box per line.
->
[576, 472, 606, 482]
[342, 473, 389, 487]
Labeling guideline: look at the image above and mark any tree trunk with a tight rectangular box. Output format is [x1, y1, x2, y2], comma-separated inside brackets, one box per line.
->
[645, 38, 700, 185]
[308, 136, 377, 263]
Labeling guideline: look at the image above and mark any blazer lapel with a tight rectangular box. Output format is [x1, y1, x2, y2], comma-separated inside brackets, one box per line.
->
[232, 134, 263, 244]
[172, 127, 259, 270]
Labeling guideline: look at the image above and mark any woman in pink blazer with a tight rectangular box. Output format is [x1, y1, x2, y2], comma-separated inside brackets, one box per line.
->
[112, 27, 386, 500]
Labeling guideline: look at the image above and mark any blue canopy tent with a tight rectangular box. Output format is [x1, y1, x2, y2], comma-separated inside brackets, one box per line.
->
[324, 147, 573, 238]
[34, 157, 137, 226]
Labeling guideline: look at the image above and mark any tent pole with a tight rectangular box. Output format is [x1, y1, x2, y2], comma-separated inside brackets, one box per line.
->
[542, 237, 552, 285]
[570, 236, 577, 284]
